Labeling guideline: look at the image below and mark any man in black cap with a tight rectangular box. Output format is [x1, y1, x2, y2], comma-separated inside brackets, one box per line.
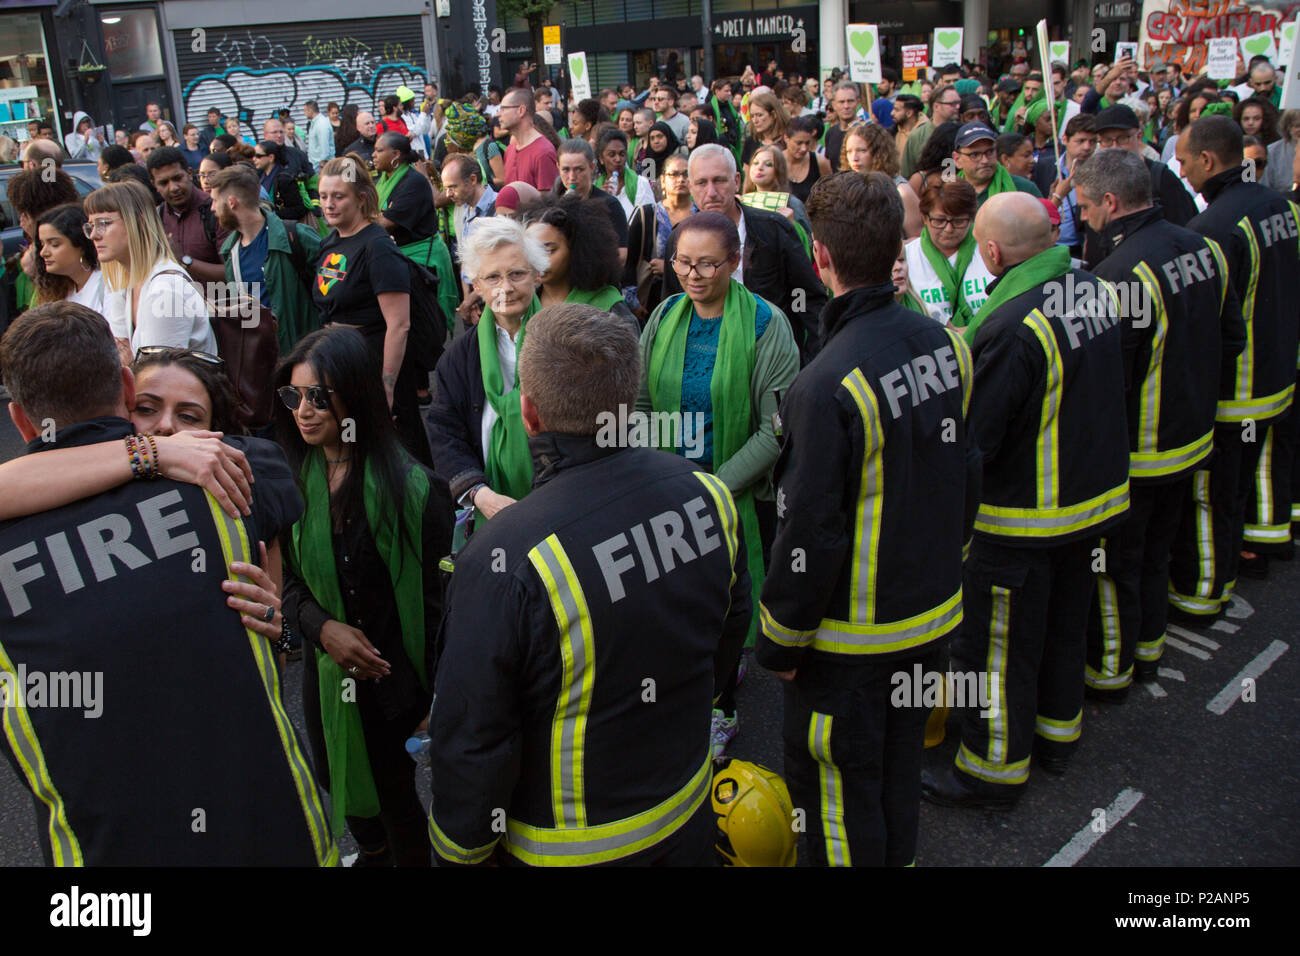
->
[952, 122, 1042, 209]
[1081, 104, 1197, 267]
[990, 78, 1021, 130]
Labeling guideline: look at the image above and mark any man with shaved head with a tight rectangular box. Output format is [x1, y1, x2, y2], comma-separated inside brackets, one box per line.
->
[922, 192, 1130, 809]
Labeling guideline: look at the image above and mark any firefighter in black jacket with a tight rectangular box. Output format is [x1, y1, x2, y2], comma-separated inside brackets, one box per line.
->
[1073, 148, 1246, 695]
[1081, 106, 1199, 269]
[1170, 116, 1300, 614]
[757, 172, 980, 866]
[427, 303, 751, 867]
[923, 193, 1130, 809]
[0, 304, 336, 866]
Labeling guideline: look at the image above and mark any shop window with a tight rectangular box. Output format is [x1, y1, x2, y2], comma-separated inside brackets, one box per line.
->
[101, 9, 164, 79]
[655, 0, 691, 15]
[592, 0, 626, 24]
[0, 13, 57, 143]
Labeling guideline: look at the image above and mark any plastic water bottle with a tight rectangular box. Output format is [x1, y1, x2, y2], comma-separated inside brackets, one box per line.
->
[405, 731, 431, 767]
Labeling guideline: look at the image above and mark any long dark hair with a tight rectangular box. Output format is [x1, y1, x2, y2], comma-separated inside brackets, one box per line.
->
[132, 348, 245, 435]
[337, 104, 360, 152]
[521, 192, 621, 291]
[34, 204, 97, 304]
[274, 325, 412, 534]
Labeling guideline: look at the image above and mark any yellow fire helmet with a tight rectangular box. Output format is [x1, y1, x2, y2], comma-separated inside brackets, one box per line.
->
[712, 758, 797, 867]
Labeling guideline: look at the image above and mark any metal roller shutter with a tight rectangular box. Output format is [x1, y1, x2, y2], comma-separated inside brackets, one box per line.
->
[173, 19, 428, 132]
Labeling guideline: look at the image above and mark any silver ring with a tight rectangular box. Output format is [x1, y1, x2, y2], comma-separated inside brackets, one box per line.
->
[348, 665, 359, 676]
[261, 603, 276, 623]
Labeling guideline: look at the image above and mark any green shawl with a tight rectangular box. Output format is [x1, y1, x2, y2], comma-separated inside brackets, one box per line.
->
[712, 97, 743, 163]
[375, 162, 411, 209]
[962, 245, 1070, 345]
[965, 163, 1019, 204]
[397, 234, 460, 333]
[289, 450, 430, 836]
[595, 164, 640, 205]
[647, 282, 765, 645]
[477, 295, 541, 504]
[565, 285, 625, 310]
[920, 228, 978, 328]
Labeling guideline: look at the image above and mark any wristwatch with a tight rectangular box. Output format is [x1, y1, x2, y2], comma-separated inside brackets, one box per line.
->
[181, 254, 193, 266]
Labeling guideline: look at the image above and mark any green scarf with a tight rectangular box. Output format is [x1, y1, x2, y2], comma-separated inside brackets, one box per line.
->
[963, 245, 1070, 345]
[595, 165, 639, 204]
[965, 163, 1018, 204]
[289, 450, 430, 836]
[477, 295, 541, 503]
[397, 234, 460, 333]
[647, 282, 765, 646]
[920, 228, 978, 328]
[565, 285, 625, 310]
[900, 290, 929, 315]
[375, 162, 411, 210]
[712, 98, 743, 163]
[1001, 88, 1044, 133]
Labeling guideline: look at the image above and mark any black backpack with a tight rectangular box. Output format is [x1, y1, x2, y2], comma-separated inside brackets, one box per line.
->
[405, 258, 447, 372]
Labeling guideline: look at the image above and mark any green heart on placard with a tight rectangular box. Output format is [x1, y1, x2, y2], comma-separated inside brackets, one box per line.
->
[1284, 24, 1296, 42]
[937, 30, 960, 50]
[1051, 43, 1068, 59]
[1244, 35, 1271, 55]
[570, 56, 585, 81]
[850, 30, 875, 59]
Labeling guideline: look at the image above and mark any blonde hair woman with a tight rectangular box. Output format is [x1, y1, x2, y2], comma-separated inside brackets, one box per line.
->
[84, 181, 216, 357]
[739, 144, 812, 254]
[840, 122, 924, 239]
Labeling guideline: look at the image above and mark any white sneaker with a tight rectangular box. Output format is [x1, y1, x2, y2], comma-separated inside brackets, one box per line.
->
[711, 708, 739, 760]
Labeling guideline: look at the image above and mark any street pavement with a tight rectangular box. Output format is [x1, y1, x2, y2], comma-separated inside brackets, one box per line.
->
[0, 396, 1296, 867]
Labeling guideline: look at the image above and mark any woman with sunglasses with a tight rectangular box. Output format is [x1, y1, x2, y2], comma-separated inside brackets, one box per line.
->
[427, 216, 548, 521]
[902, 180, 993, 329]
[313, 155, 429, 463]
[522, 192, 637, 330]
[636, 211, 798, 759]
[85, 181, 217, 358]
[33, 204, 105, 313]
[277, 325, 452, 866]
[0, 346, 292, 654]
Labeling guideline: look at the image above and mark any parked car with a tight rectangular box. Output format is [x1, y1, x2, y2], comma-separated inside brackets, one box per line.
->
[0, 161, 103, 259]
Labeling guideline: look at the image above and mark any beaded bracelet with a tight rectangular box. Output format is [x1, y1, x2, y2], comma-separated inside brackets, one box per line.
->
[125, 434, 161, 480]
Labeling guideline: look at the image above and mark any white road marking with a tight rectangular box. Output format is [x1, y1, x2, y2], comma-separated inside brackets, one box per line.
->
[1225, 594, 1254, 620]
[1210, 620, 1239, 634]
[1206, 641, 1289, 716]
[1144, 683, 1167, 698]
[1166, 625, 1221, 651]
[1043, 788, 1144, 867]
[343, 852, 359, 867]
[1157, 667, 1185, 682]
[1165, 636, 1212, 660]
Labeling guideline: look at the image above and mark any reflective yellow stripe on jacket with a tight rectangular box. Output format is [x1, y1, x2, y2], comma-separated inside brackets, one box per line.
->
[503, 756, 712, 866]
[528, 534, 597, 830]
[0, 640, 83, 866]
[206, 496, 338, 866]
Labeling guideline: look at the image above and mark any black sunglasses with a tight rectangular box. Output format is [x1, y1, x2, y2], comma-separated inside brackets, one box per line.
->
[277, 385, 335, 411]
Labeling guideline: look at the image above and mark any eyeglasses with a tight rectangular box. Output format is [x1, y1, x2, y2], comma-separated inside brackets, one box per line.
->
[670, 257, 724, 278]
[958, 147, 997, 161]
[927, 216, 972, 231]
[277, 385, 335, 411]
[1097, 132, 1134, 148]
[82, 216, 121, 238]
[477, 269, 535, 287]
[663, 170, 689, 179]
[135, 346, 224, 366]
[936, 98, 962, 109]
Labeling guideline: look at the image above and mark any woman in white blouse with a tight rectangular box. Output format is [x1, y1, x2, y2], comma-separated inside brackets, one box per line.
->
[84, 181, 217, 358]
[33, 204, 106, 314]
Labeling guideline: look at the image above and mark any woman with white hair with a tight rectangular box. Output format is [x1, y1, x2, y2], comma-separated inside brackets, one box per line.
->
[427, 216, 549, 521]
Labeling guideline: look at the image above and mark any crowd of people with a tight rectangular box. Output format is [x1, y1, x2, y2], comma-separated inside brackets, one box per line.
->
[0, 45, 1297, 868]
